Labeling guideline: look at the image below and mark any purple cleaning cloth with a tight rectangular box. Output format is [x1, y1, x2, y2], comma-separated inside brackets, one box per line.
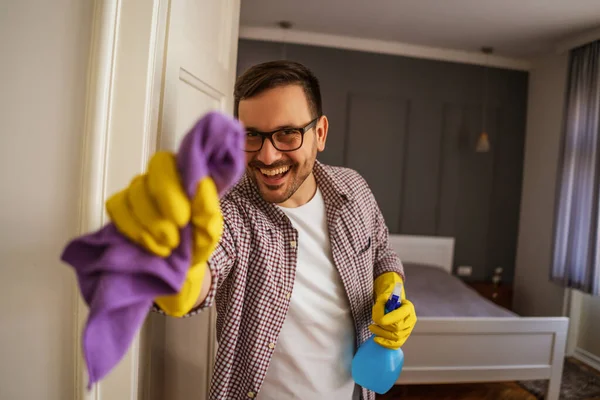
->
[60, 111, 245, 388]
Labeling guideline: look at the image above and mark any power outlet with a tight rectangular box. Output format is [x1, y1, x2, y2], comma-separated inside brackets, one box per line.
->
[457, 265, 473, 276]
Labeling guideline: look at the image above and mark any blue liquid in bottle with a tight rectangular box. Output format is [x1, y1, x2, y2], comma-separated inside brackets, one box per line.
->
[351, 283, 405, 394]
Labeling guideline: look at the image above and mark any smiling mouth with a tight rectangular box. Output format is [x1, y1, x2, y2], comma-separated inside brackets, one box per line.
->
[256, 165, 292, 186]
[259, 166, 290, 178]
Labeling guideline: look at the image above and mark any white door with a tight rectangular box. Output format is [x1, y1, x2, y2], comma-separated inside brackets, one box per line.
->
[74, 1, 241, 400]
[146, 1, 241, 400]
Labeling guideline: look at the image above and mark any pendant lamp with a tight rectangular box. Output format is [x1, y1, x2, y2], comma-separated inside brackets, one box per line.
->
[476, 47, 493, 153]
[278, 21, 292, 59]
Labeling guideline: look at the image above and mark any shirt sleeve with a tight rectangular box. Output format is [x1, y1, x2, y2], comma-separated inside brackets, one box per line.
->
[151, 206, 239, 318]
[371, 195, 405, 282]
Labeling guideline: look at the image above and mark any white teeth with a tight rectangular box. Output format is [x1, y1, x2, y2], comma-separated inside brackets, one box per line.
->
[260, 166, 290, 176]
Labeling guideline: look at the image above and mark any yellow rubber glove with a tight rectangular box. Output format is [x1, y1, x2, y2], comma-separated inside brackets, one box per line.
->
[153, 261, 207, 317]
[190, 178, 223, 265]
[369, 272, 417, 350]
[146, 151, 191, 228]
[105, 151, 223, 317]
[154, 177, 223, 317]
[105, 152, 190, 257]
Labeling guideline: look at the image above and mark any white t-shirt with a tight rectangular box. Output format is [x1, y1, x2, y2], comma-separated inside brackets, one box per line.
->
[259, 188, 360, 400]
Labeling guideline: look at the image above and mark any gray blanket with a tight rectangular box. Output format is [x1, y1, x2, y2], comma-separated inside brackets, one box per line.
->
[403, 263, 517, 317]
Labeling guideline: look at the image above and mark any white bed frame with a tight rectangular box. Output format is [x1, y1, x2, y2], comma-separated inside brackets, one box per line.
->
[390, 235, 569, 400]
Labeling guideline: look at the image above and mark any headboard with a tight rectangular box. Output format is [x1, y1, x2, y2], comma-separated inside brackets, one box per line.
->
[387, 234, 455, 274]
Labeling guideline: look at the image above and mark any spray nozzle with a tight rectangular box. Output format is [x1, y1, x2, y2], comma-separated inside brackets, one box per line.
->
[384, 283, 403, 314]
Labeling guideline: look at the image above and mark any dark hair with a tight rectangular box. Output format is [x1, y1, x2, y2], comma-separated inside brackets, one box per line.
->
[234, 60, 322, 119]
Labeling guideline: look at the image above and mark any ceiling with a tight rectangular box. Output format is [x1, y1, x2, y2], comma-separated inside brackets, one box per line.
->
[240, 0, 600, 58]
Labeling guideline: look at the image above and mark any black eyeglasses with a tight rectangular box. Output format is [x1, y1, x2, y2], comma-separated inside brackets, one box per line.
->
[243, 117, 320, 152]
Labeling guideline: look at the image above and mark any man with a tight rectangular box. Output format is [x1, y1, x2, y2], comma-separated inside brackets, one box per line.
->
[112, 60, 416, 400]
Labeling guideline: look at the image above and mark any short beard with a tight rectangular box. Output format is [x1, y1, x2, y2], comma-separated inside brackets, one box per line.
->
[247, 143, 317, 204]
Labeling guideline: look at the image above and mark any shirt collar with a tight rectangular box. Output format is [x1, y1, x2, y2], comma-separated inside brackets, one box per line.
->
[312, 160, 351, 204]
[239, 160, 352, 226]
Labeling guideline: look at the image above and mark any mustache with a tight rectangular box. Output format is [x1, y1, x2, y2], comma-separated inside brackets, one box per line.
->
[248, 160, 294, 169]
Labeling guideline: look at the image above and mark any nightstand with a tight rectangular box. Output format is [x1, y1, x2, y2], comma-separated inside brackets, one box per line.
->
[467, 281, 513, 311]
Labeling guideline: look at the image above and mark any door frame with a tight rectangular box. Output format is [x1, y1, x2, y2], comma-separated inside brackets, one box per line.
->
[73, 0, 168, 399]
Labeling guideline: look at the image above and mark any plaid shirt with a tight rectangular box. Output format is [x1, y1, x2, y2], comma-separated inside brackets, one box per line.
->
[154, 161, 404, 400]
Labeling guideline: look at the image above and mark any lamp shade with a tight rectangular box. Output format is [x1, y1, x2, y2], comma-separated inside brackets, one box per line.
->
[475, 132, 490, 153]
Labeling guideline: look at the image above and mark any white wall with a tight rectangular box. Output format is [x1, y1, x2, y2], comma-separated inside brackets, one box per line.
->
[515, 42, 600, 364]
[0, 1, 93, 399]
[513, 52, 568, 317]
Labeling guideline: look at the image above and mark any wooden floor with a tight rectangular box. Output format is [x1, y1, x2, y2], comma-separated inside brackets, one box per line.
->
[377, 382, 537, 400]
[377, 358, 600, 400]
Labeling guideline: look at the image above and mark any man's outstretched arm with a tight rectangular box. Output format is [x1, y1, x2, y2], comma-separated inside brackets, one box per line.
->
[106, 151, 238, 317]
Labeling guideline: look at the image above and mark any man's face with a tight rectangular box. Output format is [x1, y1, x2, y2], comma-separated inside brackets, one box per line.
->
[238, 84, 328, 204]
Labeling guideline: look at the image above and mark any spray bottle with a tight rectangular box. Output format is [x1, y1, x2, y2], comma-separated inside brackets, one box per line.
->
[351, 282, 405, 394]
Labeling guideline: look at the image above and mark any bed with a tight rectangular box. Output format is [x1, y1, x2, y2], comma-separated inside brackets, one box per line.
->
[390, 235, 569, 400]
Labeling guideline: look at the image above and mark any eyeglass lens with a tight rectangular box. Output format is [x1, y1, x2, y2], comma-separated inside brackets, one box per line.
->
[245, 129, 303, 152]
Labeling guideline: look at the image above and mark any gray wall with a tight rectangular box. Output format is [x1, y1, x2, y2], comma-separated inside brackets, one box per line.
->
[238, 39, 529, 283]
[513, 53, 568, 317]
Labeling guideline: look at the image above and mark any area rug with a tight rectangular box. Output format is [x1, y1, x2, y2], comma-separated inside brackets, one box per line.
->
[518, 358, 600, 399]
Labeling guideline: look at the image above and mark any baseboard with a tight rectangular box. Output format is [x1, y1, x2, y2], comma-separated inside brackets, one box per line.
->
[574, 347, 600, 373]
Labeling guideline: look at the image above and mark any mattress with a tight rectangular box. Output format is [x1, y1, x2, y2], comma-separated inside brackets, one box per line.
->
[403, 262, 517, 318]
